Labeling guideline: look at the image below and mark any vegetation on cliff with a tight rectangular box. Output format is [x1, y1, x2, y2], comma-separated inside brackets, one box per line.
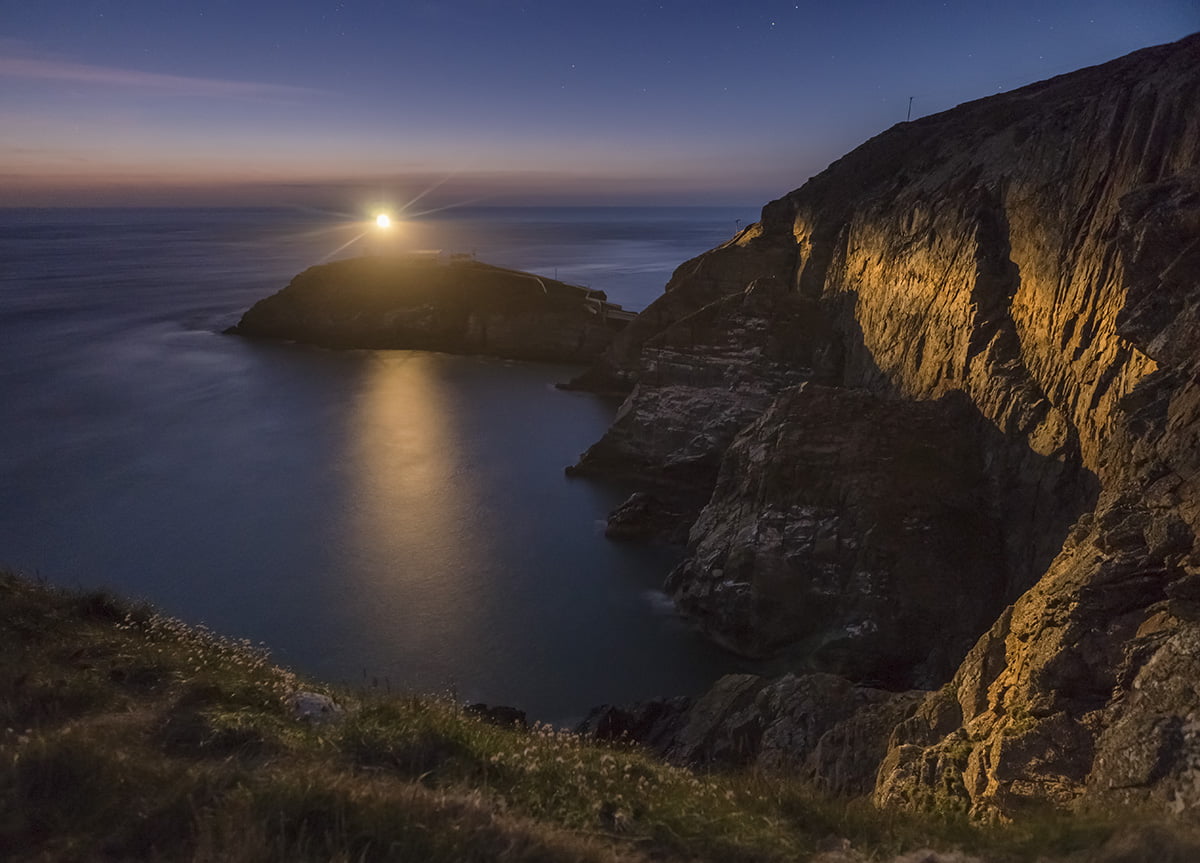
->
[6, 570, 1190, 862]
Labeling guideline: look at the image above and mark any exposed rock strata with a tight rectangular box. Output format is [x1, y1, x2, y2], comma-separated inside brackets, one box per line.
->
[229, 256, 629, 364]
[574, 35, 1200, 816]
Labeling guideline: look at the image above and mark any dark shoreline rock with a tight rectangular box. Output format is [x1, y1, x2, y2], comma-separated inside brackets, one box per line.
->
[602, 491, 704, 544]
[228, 254, 634, 364]
[579, 672, 925, 796]
[464, 702, 528, 729]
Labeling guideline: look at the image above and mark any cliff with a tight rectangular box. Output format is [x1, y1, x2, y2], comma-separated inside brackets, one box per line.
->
[573, 34, 1200, 817]
[229, 255, 631, 364]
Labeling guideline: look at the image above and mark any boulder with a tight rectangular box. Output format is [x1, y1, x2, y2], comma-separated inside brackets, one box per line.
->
[289, 691, 343, 723]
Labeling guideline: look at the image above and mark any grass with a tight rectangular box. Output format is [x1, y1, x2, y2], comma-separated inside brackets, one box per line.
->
[0, 569, 1194, 862]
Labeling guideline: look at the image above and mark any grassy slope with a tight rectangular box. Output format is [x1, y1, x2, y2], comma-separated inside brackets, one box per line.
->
[0, 570, 1191, 862]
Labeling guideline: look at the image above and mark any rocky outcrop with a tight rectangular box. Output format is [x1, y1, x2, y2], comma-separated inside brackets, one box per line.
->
[665, 384, 1004, 688]
[570, 275, 820, 490]
[573, 35, 1200, 815]
[229, 255, 630, 364]
[603, 492, 698, 543]
[580, 672, 922, 796]
[464, 703, 528, 729]
[565, 208, 803, 393]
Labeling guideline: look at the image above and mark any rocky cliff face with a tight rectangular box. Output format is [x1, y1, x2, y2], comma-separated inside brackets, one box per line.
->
[575, 35, 1200, 816]
[665, 385, 1004, 688]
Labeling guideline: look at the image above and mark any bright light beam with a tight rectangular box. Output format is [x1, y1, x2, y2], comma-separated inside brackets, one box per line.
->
[406, 197, 488, 219]
[318, 230, 368, 262]
[285, 204, 358, 220]
[279, 221, 367, 242]
[401, 169, 462, 212]
[375, 213, 391, 228]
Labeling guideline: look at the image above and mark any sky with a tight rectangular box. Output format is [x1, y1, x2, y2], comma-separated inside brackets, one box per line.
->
[1, 0, 1196, 208]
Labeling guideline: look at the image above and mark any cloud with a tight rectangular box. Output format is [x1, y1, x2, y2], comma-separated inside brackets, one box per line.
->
[0, 55, 324, 100]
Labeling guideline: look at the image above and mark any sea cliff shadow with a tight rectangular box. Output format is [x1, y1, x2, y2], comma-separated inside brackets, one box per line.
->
[666, 278, 1102, 690]
[825, 287, 1101, 611]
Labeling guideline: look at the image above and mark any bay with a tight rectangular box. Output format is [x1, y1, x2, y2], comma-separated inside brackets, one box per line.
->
[0, 205, 760, 723]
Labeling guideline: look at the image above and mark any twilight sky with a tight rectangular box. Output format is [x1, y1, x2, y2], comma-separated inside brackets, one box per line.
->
[1, 0, 1196, 207]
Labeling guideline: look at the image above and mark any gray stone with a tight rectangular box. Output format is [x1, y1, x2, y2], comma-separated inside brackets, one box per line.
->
[289, 691, 343, 723]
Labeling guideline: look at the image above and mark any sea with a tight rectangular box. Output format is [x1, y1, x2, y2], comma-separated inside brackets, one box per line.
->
[0, 204, 762, 725]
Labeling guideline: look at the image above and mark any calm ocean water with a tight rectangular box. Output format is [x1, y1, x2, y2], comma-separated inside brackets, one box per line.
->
[0, 205, 760, 723]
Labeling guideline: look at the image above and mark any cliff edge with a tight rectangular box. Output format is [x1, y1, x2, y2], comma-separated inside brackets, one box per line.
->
[573, 34, 1200, 817]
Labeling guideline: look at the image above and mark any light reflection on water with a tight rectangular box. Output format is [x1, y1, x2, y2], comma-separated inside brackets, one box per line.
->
[0, 206, 760, 724]
[312, 348, 754, 723]
[339, 352, 490, 674]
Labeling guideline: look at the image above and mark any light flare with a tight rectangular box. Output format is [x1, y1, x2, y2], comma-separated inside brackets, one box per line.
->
[318, 230, 367, 262]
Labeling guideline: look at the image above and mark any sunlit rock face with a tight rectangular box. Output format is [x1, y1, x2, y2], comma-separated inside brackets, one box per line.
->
[879, 168, 1200, 819]
[575, 35, 1200, 815]
[229, 256, 625, 364]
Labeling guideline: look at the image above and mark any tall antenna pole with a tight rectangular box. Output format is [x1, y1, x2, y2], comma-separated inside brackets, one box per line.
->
[907, 96, 914, 122]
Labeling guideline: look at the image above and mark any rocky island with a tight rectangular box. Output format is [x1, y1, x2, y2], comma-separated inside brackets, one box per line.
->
[573, 33, 1200, 821]
[228, 254, 633, 363]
